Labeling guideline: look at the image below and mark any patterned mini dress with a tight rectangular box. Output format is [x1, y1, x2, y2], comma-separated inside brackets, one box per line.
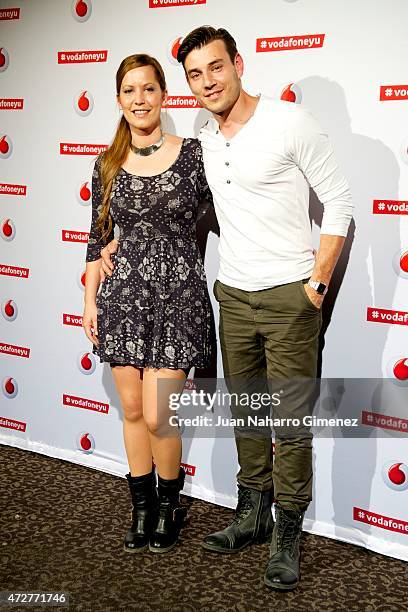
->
[86, 138, 213, 370]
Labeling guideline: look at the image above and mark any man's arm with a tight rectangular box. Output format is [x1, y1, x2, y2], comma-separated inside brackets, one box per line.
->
[287, 106, 353, 307]
[305, 234, 346, 307]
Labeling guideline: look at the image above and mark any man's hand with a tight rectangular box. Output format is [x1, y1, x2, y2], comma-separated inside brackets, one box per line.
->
[100, 238, 119, 282]
[303, 283, 324, 310]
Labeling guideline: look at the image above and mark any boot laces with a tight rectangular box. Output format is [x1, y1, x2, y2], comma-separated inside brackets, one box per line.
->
[232, 488, 253, 524]
[277, 510, 302, 554]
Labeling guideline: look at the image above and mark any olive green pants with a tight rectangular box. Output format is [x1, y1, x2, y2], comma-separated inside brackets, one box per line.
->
[214, 279, 322, 513]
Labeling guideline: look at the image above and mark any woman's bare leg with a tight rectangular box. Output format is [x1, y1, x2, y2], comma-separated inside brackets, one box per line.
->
[142, 367, 187, 480]
[111, 365, 153, 476]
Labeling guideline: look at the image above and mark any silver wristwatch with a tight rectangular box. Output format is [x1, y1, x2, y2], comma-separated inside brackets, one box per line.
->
[308, 280, 328, 295]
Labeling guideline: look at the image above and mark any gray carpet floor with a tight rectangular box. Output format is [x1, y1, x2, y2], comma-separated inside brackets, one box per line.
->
[1, 444, 407, 612]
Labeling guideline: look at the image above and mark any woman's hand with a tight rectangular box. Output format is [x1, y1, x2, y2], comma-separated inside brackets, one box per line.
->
[82, 302, 99, 346]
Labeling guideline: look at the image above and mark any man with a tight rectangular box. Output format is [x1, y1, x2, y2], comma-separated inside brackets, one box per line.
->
[100, 27, 352, 590]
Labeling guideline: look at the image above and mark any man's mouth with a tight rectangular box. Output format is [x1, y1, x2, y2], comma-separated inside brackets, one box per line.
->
[206, 90, 223, 100]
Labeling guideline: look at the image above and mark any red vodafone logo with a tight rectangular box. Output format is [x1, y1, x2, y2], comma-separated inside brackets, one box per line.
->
[77, 432, 95, 453]
[0, 47, 10, 72]
[392, 357, 408, 381]
[0, 135, 13, 158]
[168, 36, 183, 65]
[2, 377, 18, 399]
[74, 90, 94, 116]
[392, 249, 408, 278]
[382, 461, 408, 491]
[72, 0, 92, 22]
[386, 356, 408, 386]
[280, 83, 302, 104]
[77, 268, 86, 291]
[77, 351, 96, 375]
[1, 299, 18, 322]
[399, 250, 408, 273]
[77, 181, 91, 205]
[1, 218, 16, 241]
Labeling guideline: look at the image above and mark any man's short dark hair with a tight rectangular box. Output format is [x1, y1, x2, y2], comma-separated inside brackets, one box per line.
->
[177, 26, 238, 67]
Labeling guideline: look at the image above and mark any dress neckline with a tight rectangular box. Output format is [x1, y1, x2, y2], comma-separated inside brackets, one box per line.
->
[120, 138, 187, 179]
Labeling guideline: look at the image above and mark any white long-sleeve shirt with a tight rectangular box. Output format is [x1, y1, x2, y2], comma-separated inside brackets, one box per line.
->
[198, 95, 353, 291]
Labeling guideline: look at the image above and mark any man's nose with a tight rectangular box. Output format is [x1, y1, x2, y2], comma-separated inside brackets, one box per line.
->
[203, 72, 216, 89]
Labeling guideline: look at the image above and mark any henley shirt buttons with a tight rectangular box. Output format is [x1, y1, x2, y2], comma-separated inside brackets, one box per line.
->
[225, 161, 230, 166]
[226, 180, 231, 184]
[226, 142, 230, 147]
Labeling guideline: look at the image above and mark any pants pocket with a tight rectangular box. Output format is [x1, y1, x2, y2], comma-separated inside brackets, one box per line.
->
[298, 280, 321, 312]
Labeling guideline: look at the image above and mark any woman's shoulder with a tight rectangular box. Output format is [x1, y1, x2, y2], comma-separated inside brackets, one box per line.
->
[93, 151, 105, 172]
[182, 136, 201, 149]
[164, 133, 200, 148]
[164, 133, 183, 146]
[180, 137, 202, 161]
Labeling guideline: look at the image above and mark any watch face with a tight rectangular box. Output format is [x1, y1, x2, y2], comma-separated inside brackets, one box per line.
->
[309, 280, 327, 294]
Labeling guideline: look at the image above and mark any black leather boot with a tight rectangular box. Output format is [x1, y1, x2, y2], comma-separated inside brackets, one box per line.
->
[124, 471, 158, 553]
[264, 504, 304, 590]
[201, 485, 274, 553]
[149, 468, 188, 553]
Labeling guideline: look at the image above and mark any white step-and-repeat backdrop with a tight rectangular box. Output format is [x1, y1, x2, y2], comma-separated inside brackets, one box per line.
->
[1, 0, 407, 561]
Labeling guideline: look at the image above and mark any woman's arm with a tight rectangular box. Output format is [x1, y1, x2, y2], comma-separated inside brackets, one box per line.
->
[83, 260, 101, 346]
[82, 157, 105, 346]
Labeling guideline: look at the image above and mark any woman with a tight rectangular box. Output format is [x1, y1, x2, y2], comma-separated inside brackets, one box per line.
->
[82, 54, 213, 554]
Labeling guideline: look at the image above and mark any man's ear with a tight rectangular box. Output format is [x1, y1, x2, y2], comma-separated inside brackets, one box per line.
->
[235, 53, 244, 79]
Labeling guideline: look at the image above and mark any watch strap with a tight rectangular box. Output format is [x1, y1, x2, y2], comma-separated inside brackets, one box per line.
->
[308, 280, 328, 295]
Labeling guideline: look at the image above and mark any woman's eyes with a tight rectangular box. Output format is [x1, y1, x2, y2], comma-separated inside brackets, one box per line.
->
[123, 88, 155, 93]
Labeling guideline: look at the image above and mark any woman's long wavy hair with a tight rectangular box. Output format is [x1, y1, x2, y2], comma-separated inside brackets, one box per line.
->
[96, 54, 167, 243]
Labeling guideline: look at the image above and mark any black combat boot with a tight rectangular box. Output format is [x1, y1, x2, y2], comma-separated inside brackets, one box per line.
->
[264, 503, 304, 590]
[149, 467, 188, 553]
[201, 485, 274, 553]
[124, 471, 158, 553]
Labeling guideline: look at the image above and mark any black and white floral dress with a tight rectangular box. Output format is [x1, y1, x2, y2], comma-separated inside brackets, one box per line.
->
[86, 138, 213, 370]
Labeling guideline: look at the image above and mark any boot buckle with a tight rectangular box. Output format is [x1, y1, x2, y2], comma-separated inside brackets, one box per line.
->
[173, 506, 188, 525]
